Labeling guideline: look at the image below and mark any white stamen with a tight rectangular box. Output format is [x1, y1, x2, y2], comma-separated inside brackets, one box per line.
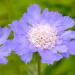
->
[28, 24, 58, 49]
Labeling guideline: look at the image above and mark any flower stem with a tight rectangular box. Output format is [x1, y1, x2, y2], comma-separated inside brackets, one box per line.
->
[37, 56, 41, 75]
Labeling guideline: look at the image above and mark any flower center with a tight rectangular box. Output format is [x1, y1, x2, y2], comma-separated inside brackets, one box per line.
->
[28, 25, 58, 49]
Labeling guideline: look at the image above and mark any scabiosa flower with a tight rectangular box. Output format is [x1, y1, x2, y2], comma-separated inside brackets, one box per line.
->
[10, 4, 75, 64]
[0, 27, 12, 64]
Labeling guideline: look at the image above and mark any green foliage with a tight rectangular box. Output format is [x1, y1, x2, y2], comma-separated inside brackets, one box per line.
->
[0, 0, 75, 75]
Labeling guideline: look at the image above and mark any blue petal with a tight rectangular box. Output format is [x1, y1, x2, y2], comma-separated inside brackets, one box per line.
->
[20, 4, 41, 26]
[21, 52, 33, 63]
[0, 40, 12, 57]
[61, 30, 75, 41]
[9, 21, 19, 33]
[9, 21, 30, 35]
[0, 57, 8, 64]
[61, 16, 74, 28]
[65, 41, 75, 55]
[38, 50, 62, 64]
[27, 4, 41, 16]
[52, 45, 68, 53]
[61, 52, 70, 58]
[0, 27, 10, 44]
[14, 34, 37, 56]
[42, 11, 63, 26]
[55, 16, 75, 32]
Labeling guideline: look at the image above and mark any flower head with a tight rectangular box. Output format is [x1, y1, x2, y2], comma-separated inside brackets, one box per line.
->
[0, 27, 12, 64]
[10, 4, 75, 64]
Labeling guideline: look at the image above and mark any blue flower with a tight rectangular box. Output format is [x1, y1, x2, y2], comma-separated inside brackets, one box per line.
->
[0, 27, 12, 64]
[10, 4, 75, 64]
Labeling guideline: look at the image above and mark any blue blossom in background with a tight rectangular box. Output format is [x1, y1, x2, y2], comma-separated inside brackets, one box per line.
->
[0, 27, 12, 64]
[10, 4, 75, 64]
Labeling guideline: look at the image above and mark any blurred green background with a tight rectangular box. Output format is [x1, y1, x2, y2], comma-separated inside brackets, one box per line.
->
[0, 0, 75, 75]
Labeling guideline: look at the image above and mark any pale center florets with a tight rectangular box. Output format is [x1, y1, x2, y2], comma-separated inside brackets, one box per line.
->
[28, 25, 58, 49]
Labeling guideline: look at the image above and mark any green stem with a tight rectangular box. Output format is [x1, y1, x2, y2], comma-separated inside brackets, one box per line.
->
[38, 56, 41, 75]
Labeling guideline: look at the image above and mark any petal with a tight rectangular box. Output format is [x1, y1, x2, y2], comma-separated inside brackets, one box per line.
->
[9, 21, 29, 35]
[19, 21, 31, 35]
[0, 40, 12, 57]
[56, 16, 75, 32]
[13, 35, 30, 55]
[27, 4, 41, 16]
[52, 45, 68, 53]
[14, 34, 37, 56]
[42, 8, 49, 18]
[41, 11, 63, 27]
[9, 21, 18, 33]
[38, 50, 62, 64]
[25, 4, 41, 26]
[65, 41, 75, 55]
[0, 57, 8, 64]
[42, 11, 62, 22]
[61, 52, 70, 58]
[61, 16, 75, 28]
[0, 27, 10, 44]
[61, 30, 75, 41]
[21, 52, 33, 63]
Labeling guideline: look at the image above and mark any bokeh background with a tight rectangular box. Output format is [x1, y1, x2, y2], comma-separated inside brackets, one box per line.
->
[0, 0, 75, 75]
